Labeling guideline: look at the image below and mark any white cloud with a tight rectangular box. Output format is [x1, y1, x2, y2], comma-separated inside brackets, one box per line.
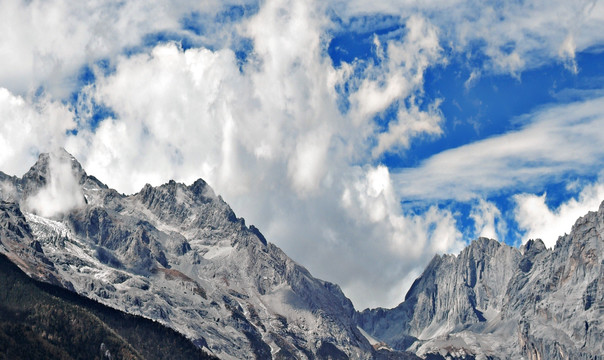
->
[559, 34, 578, 74]
[470, 199, 505, 240]
[25, 150, 85, 218]
[514, 178, 604, 247]
[288, 128, 331, 195]
[393, 96, 604, 202]
[373, 99, 443, 157]
[4, 0, 598, 100]
[332, 0, 604, 75]
[0, 0, 251, 97]
[348, 15, 444, 157]
[0, 88, 75, 176]
[464, 70, 481, 90]
[58, 0, 460, 309]
[0, 181, 18, 203]
[311, 164, 463, 308]
[66, 44, 245, 193]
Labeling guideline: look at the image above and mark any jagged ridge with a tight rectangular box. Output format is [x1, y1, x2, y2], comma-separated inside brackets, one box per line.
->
[0, 150, 372, 359]
[357, 207, 604, 359]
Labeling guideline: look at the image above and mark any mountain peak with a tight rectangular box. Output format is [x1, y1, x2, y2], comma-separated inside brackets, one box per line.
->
[0, 152, 372, 359]
[34, 148, 82, 170]
[520, 238, 546, 255]
[15, 149, 96, 218]
[21, 148, 87, 191]
[467, 237, 501, 252]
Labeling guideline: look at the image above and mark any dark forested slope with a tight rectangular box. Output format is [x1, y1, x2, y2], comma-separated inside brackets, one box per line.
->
[0, 252, 216, 360]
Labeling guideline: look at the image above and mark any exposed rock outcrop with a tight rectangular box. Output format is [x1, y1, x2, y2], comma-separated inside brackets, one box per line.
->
[358, 209, 604, 359]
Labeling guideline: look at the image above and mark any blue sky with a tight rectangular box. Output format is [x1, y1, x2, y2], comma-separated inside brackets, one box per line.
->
[328, 10, 604, 245]
[386, 46, 604, 244]
[2, 0, 604, 309]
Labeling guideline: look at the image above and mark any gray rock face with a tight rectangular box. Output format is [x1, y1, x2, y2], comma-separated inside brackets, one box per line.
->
[357, 238, 521, 351]
[0, 150, 372, 360]
[504, 209, 604, 360]
[358, 212, 604, 359]
[0, 200, 73, 290]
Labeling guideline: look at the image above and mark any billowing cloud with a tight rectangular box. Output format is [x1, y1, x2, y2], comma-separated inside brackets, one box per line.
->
[0, 88, 74, 176]
[59, 0, 458, 309]
[67, 44, 246, 191]
[514, 178, 604, 247]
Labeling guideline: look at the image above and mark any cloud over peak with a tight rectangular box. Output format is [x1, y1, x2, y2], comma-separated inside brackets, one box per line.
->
[25, 150, 86, 218]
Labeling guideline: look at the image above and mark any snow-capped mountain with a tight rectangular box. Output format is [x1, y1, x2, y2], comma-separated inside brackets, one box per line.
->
[357, 211, 604, 359]
[0, 149, 372, 359]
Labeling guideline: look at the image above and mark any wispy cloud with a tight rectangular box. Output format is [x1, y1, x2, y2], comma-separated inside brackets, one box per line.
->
[393, 96, 604, 202]
[470, 198, 505, 240]
[332, 0, 604, 75]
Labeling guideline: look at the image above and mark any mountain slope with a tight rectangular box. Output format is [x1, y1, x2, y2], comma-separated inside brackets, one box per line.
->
[357, 206, 604, 359]
[0, 149, 372, 359]
[0, 251, 215, 360]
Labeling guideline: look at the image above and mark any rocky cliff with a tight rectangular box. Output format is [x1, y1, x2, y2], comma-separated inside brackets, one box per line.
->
[357, 209, 604, 359]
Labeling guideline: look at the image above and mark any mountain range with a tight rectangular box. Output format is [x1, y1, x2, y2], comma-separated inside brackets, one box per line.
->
[0, 149, 602, 359]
